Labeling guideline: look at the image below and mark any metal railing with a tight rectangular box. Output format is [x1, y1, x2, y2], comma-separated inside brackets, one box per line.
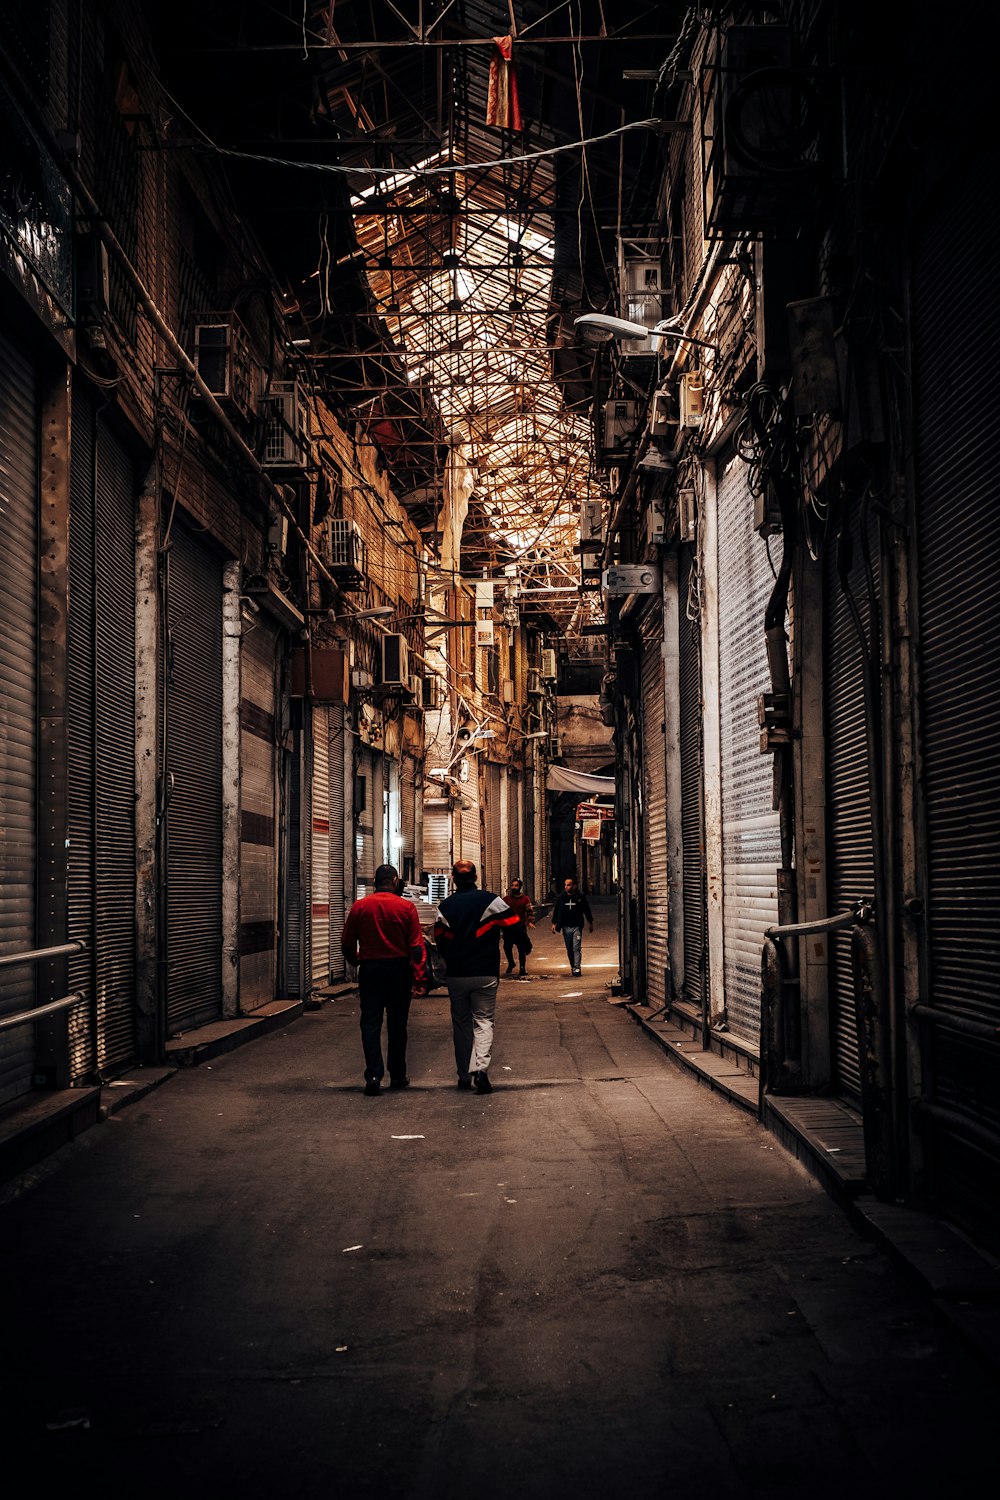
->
[0, 940, 87, 1034]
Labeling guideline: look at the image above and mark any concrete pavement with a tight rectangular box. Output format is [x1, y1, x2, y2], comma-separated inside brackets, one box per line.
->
[2, 903, 997, 1497]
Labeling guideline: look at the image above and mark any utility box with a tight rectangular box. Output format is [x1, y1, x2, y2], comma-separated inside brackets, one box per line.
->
[602, 399, 640, 452]
[289, 647, 349, 702]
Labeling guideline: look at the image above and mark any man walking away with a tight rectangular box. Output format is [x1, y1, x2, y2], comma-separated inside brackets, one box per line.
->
[502, 877, 535, 978]
[342, 865, 426, 1096]
[552, 876, 594, 977]
[434, 860, 518, 1094]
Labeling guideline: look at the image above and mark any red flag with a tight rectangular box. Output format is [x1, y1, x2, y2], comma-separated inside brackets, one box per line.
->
[486, 35, 523, 131]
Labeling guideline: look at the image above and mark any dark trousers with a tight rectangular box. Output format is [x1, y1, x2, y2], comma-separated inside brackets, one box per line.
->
[358, 958, 412, 1083]
[502, 925, 531, 971]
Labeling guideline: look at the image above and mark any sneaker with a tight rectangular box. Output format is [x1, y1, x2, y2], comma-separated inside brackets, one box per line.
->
[389, 1076, 410, 1090]
[364, 1080, 381, 1097]
[472, 1070, 492, 1095]
[572, 969, 581, 977]
[457, 1077, 473, 1090]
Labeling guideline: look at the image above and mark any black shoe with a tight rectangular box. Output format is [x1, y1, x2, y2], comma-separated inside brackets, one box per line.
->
[472, 1071, 492, 1095]
[364, 1080, 381, 1097]
[389, 1076, 410, 1090]
[572, 969, 581, 977]
[504, 964, 515, 975]
[518, 970, 527, 979]
[457, 1076, 473, 1090]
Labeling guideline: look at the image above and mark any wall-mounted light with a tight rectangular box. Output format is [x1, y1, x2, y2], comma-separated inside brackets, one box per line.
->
[574, 312, 718, 353]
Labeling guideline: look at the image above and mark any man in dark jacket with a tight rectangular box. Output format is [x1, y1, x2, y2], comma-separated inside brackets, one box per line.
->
[501, 877, 535, 978]
[551, 876, 594, 976]
[342, 864, 427, 1096]
[434, 860, 518, 1094]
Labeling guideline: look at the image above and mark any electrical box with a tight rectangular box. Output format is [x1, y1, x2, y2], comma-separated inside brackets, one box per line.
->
[267, 513, 289, 557]
[678, 487, 697, 543]
[645, 497, 668, 547]
[650, 387, 676, 438]
[527, 668, 542, 697]
[540, 648, 558, 681]
[579, 498, 604, 550]
[260, 380, 310, 468]
[548, 734, 562, 758]
[193, 311, 257, 417]
[679, 371, 705, 428]
[602, 399, 639, 453]
[75, 233, 109, 325]
[380, 633, 409, 687]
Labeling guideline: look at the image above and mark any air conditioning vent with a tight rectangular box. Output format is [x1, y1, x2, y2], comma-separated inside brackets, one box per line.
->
[324, 518, 367, 589]
[193, 311, 257, 417]
[381, 632, 409, 687]
[260, 380, 310, 468]
[540, 648, 558, 681]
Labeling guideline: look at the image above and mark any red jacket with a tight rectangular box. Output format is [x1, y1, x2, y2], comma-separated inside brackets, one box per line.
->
[341, 891, 426, 988]
[502, 891, 534, 926]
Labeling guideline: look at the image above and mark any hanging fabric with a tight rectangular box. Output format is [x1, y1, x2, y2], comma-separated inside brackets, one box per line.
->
[486, 36, 524, 131]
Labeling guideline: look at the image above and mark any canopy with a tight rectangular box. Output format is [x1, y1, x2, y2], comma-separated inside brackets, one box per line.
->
[546, 766, 616, 795]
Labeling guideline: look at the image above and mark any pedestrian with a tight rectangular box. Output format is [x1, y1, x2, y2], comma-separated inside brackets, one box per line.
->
[501, 877, 535, 978]
[341, 864, 427, 1097]
[434, 859, 518, 1094]
[551, 876, 594, 976]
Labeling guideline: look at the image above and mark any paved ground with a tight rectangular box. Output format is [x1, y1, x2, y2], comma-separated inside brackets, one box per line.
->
[1, 902, 996, 1497]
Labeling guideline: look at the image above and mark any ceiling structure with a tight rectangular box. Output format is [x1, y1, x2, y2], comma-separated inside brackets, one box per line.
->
[150, 0, 688, 632]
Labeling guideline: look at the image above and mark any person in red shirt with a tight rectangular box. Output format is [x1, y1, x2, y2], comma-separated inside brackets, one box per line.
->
[341, 864, 427, 1096]
[501, 877, 535, 978]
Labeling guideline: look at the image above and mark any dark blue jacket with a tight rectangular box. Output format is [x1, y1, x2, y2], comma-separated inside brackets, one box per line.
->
[434, 888, 518, 977]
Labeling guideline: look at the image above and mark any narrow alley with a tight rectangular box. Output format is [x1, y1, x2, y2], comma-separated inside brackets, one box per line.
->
[2, 914, 996, 1496]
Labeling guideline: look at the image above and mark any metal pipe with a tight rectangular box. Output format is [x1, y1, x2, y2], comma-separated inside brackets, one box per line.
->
[765, 909, 859, 940]
[0, 994, 84, 1033]
[0, 941, 87, 970]
[910, 1005, 1000, 1043]
[912, 1100, 1000, 1161]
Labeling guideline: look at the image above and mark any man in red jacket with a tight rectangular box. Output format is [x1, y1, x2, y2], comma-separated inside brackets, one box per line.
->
[501, 877, 535, 978]
[342, 865, 427, 1097]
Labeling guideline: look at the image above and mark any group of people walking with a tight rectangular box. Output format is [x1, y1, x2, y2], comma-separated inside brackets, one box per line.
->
[340, 864, 596, 1096]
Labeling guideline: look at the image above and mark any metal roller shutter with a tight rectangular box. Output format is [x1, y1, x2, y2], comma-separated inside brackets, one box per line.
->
[165, 524, 223, 1033]
[311, 705, 331, 986]
[401, 752, 417, 886]
[355, 748, 376, 896]
[823, 505, 877, 1102]
[240, 619, 277, 1009]
[717, 452, 781, 1045]
[0, 331, 38, 1104]
[912, 151, 1000, 1247]
[486, 763, 502, 892]
[423, 803, 451, 874]
[509, 774, 522, 885]
[460, 759, 481, 869]
[67, 388, 96, 1079]
[329, 706, 347, 978]
[678, 545, 707, 1010]
[641, 610, 669, 1010]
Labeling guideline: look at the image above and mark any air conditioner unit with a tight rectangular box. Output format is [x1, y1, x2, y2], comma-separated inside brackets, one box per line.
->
[540, 648, 558, 681]
[602, 400, 639, 453]
[527, 668, 543, 696]
[193, 311, 257, 417]
[381, 633, 409, 687]
[420, 674, 443, 710]
[325, 518, 366, 589]
[679, 371, 705, 428]
[260, 380, 310, 468]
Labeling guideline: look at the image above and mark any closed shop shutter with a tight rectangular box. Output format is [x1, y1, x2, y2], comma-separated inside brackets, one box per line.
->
[460, 760, 481, 868]
[311, 705, 331, 986]
[240, 619, 278, 1009]
[356, 748, 376, 896]
[641, 609, 669, 1009]
[486, 763, 502, 892]
[283, 735, 307, 998]
[0, 331, 38, 1104]
[165, 524, 223, 1033]
[678, 545, 707, 1010]
[717, 452, 781, 1045]
[509, 774, 522, 884]
[401, 752, 418, 886]
[66, 407, 137, 1074]
[912, 151, 1000, 1247]
[823, 506, 877, 1102]
[329, 706, 347, 978]
[424, 802, 451, 873]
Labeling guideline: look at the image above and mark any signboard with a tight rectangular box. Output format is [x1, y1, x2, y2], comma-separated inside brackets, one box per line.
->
[581, 819, 603, 842]
[577, 802, 615, 823]
[602, 564, 661, 595]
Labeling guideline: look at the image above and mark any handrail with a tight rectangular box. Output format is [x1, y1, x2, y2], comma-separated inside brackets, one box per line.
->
[0, 940, 87, 971]
[0, 993, 84, 1033]
[765, 908, 863, 940]
[910, 1004, 1000, 1043]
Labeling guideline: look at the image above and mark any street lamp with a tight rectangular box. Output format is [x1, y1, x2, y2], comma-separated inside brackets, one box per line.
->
[306, 605, 395, 622]
[574, 312, 718, 353]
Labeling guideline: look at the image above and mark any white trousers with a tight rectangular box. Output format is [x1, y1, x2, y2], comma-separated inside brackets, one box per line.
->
[447, 975, 498, 1077]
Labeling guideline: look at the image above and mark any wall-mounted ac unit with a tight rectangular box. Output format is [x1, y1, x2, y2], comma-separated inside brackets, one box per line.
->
[602, 400, 639, 453]
[325, 518, 366, 589]
[381, 633, 409, 687]
[527, 668, 542, 697]
[260, 380, 310, 468]
[679, 371, 705, 428]
[540, 648, 558, 681]
[193, 311, 257, 417]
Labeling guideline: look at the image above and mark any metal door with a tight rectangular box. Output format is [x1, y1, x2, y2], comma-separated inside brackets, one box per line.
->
[311, 705, 331, 986]
[678, 544, 707, 1010]
[640, 609, 669, 1010]
[240, 618, 278, 1008]
[716, 451, 781, 1045]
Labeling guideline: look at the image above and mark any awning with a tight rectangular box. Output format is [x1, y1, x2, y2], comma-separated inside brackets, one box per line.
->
[547, 765, 616, 795]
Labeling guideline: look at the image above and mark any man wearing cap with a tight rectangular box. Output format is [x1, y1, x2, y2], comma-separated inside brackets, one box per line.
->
[342, 865, 427, 1097]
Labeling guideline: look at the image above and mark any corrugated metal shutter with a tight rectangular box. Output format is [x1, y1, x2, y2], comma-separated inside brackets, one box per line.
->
[717, 451, 780, 1045]
[239, 619, 277, 1009]
[329, 706, 347, 978]
[356, 748, 376, 897]
[424, 802, 451, 873]
[165, 524, 222, 1033]
[401, 753, 417, 884]
[486, 763, 502, 892]
[460, 760, 481, 869]
[823, 506, 877, 1102]
[509, 774, 522, 884]
[641, 609, 669, 1009]
[282, 733, 306, 998]
[678, 545, 707, 1010]
[311, 705, 331, 985]
[912, 151, 1000, 1247]
[0, 331, 38, 1104]
[67, 388, 96, 1080]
